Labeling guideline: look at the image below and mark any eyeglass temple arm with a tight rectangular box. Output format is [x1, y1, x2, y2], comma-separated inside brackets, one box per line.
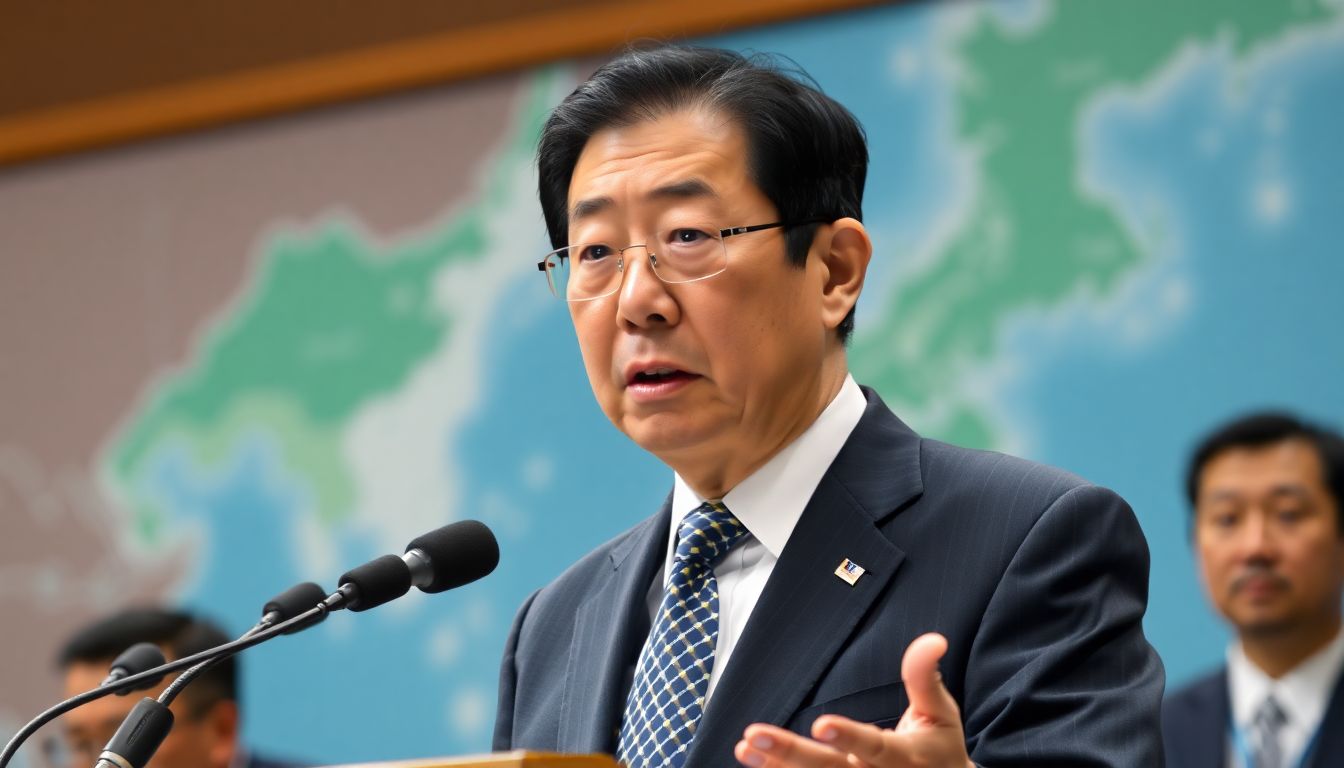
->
[719, 218, 830, 239]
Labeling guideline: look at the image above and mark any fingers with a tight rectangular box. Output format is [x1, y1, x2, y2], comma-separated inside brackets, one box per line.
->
[811, 715, 894, 764]
[735, 723, 861, 768]
[899, 632, 959, 727]
[734, 633, 969, 768]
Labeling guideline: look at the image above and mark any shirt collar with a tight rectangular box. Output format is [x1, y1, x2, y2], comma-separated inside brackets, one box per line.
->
[1227, 625, 1344, 731]
[670, 374, 867, 557]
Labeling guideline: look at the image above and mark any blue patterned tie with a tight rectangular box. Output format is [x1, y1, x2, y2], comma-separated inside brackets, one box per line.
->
[617, 502, 749, 768]
[1252, 696, 1287, 768]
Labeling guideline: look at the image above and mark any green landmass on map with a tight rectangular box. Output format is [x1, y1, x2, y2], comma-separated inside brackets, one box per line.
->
[101, 0, 1340, 544]
[105, 79, 556, 544]
[852, 0, 1334, 449]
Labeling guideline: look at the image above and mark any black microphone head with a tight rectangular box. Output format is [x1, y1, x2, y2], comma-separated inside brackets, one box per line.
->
[405, 520, 499, 593]
[338, 554, 411, 612]
[104, 697, 174, 768]
[261, 581, 328, 632]
[104, 642, 167, 694]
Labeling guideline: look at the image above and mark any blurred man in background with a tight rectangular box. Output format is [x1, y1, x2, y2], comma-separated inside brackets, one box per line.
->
[47, 608, 297, 768]
[1165, 412, 1344, 767]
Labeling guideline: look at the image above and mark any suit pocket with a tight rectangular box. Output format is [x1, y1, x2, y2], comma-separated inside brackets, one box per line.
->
[785, 681, 906, 734]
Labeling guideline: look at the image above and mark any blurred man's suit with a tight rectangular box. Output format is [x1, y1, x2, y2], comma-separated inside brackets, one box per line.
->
[1163, 669, 1344, 767]
[494, 388, 1165, 766]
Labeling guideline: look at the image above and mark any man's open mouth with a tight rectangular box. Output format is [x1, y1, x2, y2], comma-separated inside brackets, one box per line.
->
[630, 367, 696, 385]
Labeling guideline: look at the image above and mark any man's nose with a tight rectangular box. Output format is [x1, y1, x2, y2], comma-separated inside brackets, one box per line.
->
[1239, 510, 1280, 560]
[616, 247, 679, 329]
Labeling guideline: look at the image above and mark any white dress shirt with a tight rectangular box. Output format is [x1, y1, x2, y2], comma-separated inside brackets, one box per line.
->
[642, 374, 867, 703]
[1226, 626, 1344, 768]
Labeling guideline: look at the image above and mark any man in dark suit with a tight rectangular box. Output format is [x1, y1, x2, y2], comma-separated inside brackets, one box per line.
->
[1164, 413, 1344, 768]
[494, 45, 1164, 767]
[51, 608, 301, 768]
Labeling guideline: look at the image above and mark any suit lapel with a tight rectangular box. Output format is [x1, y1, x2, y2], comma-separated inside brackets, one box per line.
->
[1307, 665, 1344, 766]
[559, 502, 670, 754]
[686, 389, 923, 764]
[1190, 673, 1230, 768]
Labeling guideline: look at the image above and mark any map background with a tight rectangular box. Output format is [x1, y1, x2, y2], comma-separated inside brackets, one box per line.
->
[2, 0, 1341, 763]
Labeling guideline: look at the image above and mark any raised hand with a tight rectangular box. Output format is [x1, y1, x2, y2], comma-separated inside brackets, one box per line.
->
[733, 633, 974, 768]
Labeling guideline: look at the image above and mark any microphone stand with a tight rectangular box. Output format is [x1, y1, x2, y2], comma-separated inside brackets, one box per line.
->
[0, 590, 349, 768]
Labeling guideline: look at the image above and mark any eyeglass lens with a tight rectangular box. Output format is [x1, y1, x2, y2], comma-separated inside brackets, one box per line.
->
[543, 228, 728, 301]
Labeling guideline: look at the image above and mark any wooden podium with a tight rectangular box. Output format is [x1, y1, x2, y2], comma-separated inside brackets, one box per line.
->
[323, 752, 620, 768]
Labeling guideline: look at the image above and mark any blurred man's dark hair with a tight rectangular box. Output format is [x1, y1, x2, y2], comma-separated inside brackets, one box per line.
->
[1186, 410, 1344, 525]
[536, 44, 869, 342]
[57, 607, 235, 708]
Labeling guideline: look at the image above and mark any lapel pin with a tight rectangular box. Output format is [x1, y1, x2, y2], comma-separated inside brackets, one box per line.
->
[834, 558, 866, 586]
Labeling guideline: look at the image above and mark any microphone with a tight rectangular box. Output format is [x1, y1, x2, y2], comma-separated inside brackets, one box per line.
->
[338, 520, 499, 611]
[104, 582, 323, 713]
[100, 643, 166, 694]
[150, 581, 333, 717]
[0, 522, 499, 768]
[92, 698, 173, 768]
[260, 581, 328, 633]
[337, 555, 411, 613]
[406, 520, 500, 593]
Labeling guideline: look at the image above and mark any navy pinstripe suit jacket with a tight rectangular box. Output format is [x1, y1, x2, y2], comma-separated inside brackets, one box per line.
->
[494, 387, 1165, 766]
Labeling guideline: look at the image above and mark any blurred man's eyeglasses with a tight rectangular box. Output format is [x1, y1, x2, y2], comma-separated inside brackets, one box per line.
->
[537, 220, 824, 302]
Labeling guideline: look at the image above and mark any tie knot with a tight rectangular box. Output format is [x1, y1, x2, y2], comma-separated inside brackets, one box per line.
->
[1254, 695, 1288, 732]
[674, 502, 748, 568]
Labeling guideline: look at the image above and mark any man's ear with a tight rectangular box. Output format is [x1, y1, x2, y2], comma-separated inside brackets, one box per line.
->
[814, 217, 872, 332]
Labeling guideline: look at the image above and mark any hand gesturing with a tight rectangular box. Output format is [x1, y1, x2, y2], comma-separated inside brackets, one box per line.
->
[734, 633, 974, 768]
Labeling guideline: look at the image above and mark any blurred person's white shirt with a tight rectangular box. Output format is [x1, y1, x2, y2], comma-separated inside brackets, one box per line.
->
[1226, 627, 1344, 767]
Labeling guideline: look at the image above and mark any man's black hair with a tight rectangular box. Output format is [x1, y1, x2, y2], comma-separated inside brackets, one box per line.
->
[58, 607, 236, 708]
[1186, 411, 1344, 527]
[537, 45, 869, 342]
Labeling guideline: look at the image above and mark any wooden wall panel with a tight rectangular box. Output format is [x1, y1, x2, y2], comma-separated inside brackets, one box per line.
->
[0, 0, 889, 167]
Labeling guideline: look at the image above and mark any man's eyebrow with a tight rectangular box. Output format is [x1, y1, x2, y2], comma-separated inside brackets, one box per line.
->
[568, 179, 719, 223]
[1267, 483, 1312, 501]
[570, 196, 613, 222]
[647, 179, 718, 202]
[1202, 489, 1243, 505]
[1202, 484, 1313, 504]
